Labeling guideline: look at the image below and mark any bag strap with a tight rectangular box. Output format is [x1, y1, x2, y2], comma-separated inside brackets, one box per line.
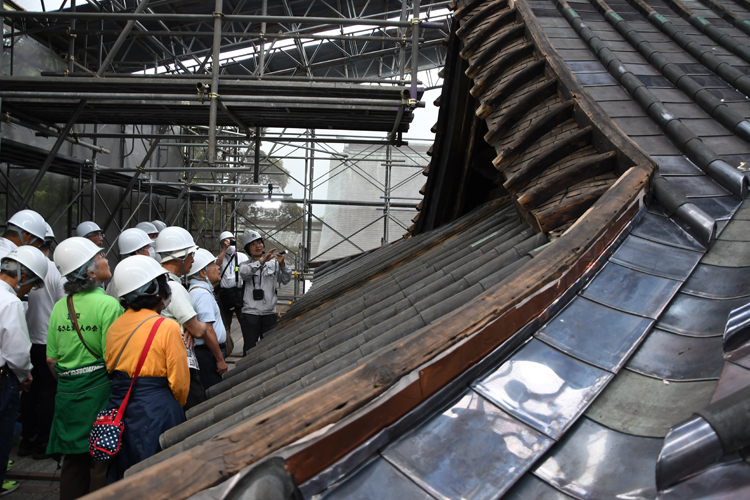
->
[219, 257, 231, 280]
[113, 317, 165, 426]
[67, 295, 99, 359]
[111, 315, 159, 373]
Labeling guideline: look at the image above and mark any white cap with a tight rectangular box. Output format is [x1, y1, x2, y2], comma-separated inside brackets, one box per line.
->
[113, 255, 169, 298]
[218, 231, 234, 242]
[3, 246, 48, 284]
[118, 228, 152, 255]
[7, 210, 47, 241]
[135, 221, 159, 236]
[76, 221, 102, 238]
[155, 227, 197, 263]
[241, 230, 263, 250]
[54, 237, 102, 277]
[187, 249, 217, 277]
[151, 220, 167, 233]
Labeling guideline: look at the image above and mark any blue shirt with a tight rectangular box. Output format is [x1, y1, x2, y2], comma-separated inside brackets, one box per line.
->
[187, 279, 226, 346]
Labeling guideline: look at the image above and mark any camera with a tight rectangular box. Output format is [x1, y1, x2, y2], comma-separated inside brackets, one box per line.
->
[252, 289, 265, 301]
[228, 238, 236, 246]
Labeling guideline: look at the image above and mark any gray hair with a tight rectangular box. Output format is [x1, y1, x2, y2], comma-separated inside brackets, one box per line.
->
[63, 257, 100, 295]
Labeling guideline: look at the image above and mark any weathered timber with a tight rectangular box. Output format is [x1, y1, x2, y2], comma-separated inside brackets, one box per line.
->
[493, 100, 574, 171]
[502, 126, 593, 193]
[470, 41, 535, 97]
[484, 77, 559, 144]
[80, 165, 651, 500]
[453, 0, 490, 21]
[517, 151, 617, 210]
[533, 183, 613, 232]
[477, 59, 546, 119]
[466, 23, 526, 78]
[455, 0, 509, 38]
[460, 8, 518, 59]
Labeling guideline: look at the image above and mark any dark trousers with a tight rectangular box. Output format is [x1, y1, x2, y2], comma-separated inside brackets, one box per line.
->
[217, 287, 244, 333]
[0, 375, 19, 485]
[239, 313, 278, 356]
[60, 452, 108, 500]
[20, 343, 57, 443]
[183, 368, 205, 413]
[194, 345, 223, 391]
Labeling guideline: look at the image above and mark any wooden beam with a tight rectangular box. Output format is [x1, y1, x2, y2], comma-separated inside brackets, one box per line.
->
[534, 182, 613, 232]
[517, 151, 616, 210]
[466, 24, 526, 78]
[484, 77, 558, 144]
[471, 40, 535, 97]
[502, 125, 592, 193]
[493, 100, 574, 172]
[455, 0, 509, 37]
[476, 60, 546, 119]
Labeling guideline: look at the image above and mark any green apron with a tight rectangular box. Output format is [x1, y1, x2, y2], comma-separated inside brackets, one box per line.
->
[47, 359, 111, 455]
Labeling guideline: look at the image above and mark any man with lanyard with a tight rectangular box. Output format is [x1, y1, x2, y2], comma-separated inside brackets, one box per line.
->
[0, 209, 47, 260]
[215, 231, 247, 355]
[238, 230, 292, 356]
[0, 247, 47, 496]
[154, 227, 208, 411]
[19, 224, 66, 460]
[187, 249, 227, 391]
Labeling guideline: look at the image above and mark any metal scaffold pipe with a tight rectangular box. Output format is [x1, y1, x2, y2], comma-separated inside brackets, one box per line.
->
[0, 92, 413, 107]
[0, 12, 415, 27]
[1, 114, 110, 154]
[208, 0, 223, 165]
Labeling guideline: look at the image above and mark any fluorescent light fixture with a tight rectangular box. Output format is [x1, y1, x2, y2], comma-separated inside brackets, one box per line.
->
[256, 200, 281, 209]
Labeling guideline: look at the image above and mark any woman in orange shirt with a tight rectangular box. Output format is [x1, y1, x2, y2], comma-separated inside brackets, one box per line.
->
[104, 255, 189, 482]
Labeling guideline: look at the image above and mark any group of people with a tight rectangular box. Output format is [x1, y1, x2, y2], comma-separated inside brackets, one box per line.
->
[0, 210, 291, 499]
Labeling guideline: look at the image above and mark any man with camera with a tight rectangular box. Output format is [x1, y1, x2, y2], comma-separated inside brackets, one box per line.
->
[215, 231, 247, 356]
[238, 230, 291, 356]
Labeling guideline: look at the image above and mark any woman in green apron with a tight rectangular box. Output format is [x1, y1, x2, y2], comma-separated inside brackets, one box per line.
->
[46, 237, 123, 500]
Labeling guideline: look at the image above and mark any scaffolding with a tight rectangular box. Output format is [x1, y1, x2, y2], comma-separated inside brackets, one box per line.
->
[0, 0, 448, 299]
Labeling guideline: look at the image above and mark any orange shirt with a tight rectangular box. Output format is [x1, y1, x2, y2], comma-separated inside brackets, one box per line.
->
[105, 308, 190, 406]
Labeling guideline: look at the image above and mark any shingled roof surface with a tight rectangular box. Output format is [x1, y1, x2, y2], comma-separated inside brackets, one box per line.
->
[295, 0, 750, 497]
[309, 199, 750, 499]
[129, 198, 551, 472]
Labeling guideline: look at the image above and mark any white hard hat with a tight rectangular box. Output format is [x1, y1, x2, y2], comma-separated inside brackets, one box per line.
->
[118, 228, 152, 255]
[7, 210, 47, 241]
[113, 255, 169, 298]
[76, 221, 102, 238]
[155, 226, 197, 262]
[151, 220, 167, 233]
[187, 248, 216, 277]
[135, 221, 159, 236]
[218, 231, 234, 242]
[44, 223, 56, 243]
[241, 230, 263, 250]
[3, 246, 48, 285]
[54, 237, 102, 277]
